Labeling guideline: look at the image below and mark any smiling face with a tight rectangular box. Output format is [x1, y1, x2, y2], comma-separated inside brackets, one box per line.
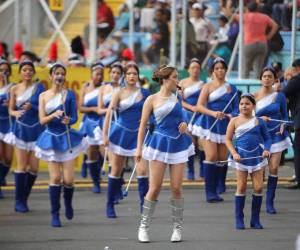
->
[188, 62, 201, 79]
[51, 67, 66, 85]
[212, 62, 227, 80]
[261, 70, 275, 88]
[20, 65, 35, 81]
[125, 66, 139, 86]
[110, 67, 122, 84]
[239, 97, 255, 116]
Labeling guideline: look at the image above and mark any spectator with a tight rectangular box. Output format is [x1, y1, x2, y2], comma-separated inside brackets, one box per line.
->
[156, 0, 171, 21]
[235, 2, 278, 78]
[271, 0, 293, 31]
[140, 0, 156, 32]
[190, 3, 216, 63]
[282, 59, 300, 189]
[210, 15, 231, 63]
[142, 8, 170, 65]
[68, 36, 86, 66]
[0, 42, 9, 60]
[97, 0, 115, 39]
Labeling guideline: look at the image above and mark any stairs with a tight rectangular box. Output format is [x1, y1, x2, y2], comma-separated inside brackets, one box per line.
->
[31, 0, 124, 61]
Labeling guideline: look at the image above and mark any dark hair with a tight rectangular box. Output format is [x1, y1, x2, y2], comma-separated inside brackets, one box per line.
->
[124, 62, 140, 79]
[292, 58, 300, 67]
[0, 58, 12, 75]
[19, 60, 35, 73]
[247, 2, 258, 12]
[209, 57, 228, 74]
[152, 64, 177, 85]
[49, 62, 66, 75]
[110, 62, 123, 74]
[260, 67, 277, 80]
[21, 51, 41, 63]
[189, 58, 201, 68]
[218, 15, 228, 23]
[91, 60, 104, 71]
[240, 93, 256, 105]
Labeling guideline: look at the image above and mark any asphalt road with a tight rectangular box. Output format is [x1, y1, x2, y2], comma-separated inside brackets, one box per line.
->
[0, 186, 299, 250]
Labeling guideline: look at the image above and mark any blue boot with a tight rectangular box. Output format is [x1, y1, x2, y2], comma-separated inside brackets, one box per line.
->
[24, 172, 37, 210]
[0, 162, 10, 186]
[87, 161, 101, 193]
[266, 175, 278, 214]
[137, 176, 149, 213]
[115, 176, 124, 204]
[235, 195, 246, 229]
[199, 150, 205, 178]
[49, 185, 62, 227]
[203, 162, 223, 203]
[14, 172, 28, 213]
[187, 156, 195, 180]
[0, 187, 3, 199]
[250, 194, 263, 229]
[81, 154, 88, 178]
[63, 186, 74, 220]
[217, 164, 228, 194]
[106, 176, 119, 218]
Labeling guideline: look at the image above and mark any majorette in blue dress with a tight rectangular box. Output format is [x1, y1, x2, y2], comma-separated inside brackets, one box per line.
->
[143, 94, 195, 164]
[182, 81, 204, 131]
[228, 117, 271, 173]
[108, 88, 149, 156]
[0, 82, 14, 141]
[93, 84, 119, 144]
[5, 83, 45, 151]
[192, 83, 239, 144]
[255, 92, 292, 153]
[79, 87, 102, 145]
[35, 90, 88, 162]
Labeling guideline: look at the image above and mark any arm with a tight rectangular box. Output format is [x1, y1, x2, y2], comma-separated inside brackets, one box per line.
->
[67, 91, 78, 125]
[102, 90, 119, 145]
[38, 93, 64, 125]
[225, 118, 240, 161]
[266, 18, 278, 41]
[279, 93, 289, 121]
[78, 84, 98, 114]
[135, 96, 153, 162]
[196, 85, 224, 119]
[97, 86, 108, 115]
[230, 87, 240, 117]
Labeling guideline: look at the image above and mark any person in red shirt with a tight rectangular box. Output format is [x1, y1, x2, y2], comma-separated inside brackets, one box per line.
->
[97, 0, 115, 39]
[235, 2, 278, 79]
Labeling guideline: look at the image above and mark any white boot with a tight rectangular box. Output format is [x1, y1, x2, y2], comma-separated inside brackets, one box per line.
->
[170, 198, 184, 242]
[138, 199, 157, 243]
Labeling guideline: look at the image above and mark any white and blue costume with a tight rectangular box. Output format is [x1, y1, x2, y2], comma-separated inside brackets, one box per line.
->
[192, 83, 239, 144]
[79, 87, 102, 145]
[228, 117, 271, 173]
[0, 83, 14, 141]
[143, 94, 195, 164]
[5, 83, 45, 151]
[255, 92, 292, 153]
[182, 81, 204, 131]
[35, 90, 87, 162]
[108, 88, 149, 156]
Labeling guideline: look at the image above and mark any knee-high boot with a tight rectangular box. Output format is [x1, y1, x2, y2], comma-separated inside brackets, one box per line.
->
[170, 198, 184, 242]
[63, 185, 74, 220]
[199, 150, 205, 178]
[235, 195, 246, 229]
[106, 176, 119, 218]
[250, 194, 263, 229]
[138, 199, 157, 243]
[266, 175, 278, 214]
[137, 176, 149, 212]
[187, 156, 195, 180]
[81, 154, 88, 178]
[49, 185, 62, 227]
[217, 164, 228, 194]
[87, 160, 101, 193]
[14, 172, 28, 213]
[203, 161, 223, 203]
[24, 172, 37, 209]
[0, 162, 10, 186]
